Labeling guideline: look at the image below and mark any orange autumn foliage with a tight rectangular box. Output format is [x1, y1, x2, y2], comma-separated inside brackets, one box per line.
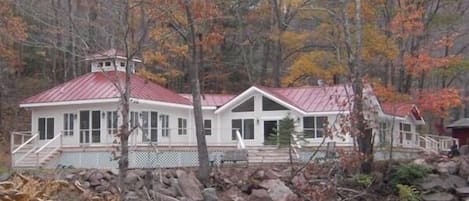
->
[404, 53, 462, 76]
[373, 83, 411, 103]
[390, 1, 425, 38]
[417, 88, 462, 118]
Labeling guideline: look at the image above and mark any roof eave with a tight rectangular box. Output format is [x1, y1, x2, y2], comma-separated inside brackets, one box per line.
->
[20, 98, 121, 108]
[131, 98, 193, 109]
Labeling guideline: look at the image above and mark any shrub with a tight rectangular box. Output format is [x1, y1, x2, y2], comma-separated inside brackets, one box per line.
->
[396, 184, 421, 201]
[390, 163, 430, 186]
[352, 174, 373, 188]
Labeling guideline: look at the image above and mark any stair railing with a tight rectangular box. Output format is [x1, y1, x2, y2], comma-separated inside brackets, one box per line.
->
[12, 132, 39, 167]
[234, 129, 245, 149]
[34, 131, 63, 167]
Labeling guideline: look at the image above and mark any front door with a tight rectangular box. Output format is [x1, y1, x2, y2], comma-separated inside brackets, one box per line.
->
[80, 110, 101, 144]
[264, 120, 278, 145]
[38, 117, 54, 140]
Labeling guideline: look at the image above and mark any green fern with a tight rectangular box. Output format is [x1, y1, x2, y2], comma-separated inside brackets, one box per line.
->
[396, 184, 421, 201]
[353, 174, 373, 188]
[391, 164, 430, 186]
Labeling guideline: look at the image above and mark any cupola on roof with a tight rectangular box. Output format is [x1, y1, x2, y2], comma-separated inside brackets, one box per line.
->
[86, 49, 142, 73]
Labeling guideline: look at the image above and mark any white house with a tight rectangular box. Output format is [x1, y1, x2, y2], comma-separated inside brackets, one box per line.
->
[10, 50, 455, 169]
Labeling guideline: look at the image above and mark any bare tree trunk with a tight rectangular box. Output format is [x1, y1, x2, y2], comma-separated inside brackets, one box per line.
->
[260, 41, 270, 85]
[184, 0, 210, 183]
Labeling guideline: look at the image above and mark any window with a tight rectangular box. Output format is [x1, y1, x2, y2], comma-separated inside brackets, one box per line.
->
[178, 118, 187, 135]
[107, 111, 118, 135]
[161, 114, 169, 137]
[231, 119, 254, 140]
[232, 97, 254, 112]
[262, 96, 288, 111]
[400, 123, 412, 140]
[141, 111, 158, 142]
[120, 62, 125, 67]
[63, 113, 74, 136]
[378, 121, 390, 146]
[150, 112, 158, 142]
[98, 62, 103, 67]
[105, 61, 111, 66]
[91, 111, 101, 143]
[38, 117, 54, 140]
[79, 111, 89, 143]
[303, 116, 327, 138]
[204, 119, 212, 135]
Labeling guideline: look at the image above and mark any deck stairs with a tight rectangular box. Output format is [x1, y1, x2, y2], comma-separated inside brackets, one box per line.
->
[14, 146, 62, 168]
[247, 147, 299, 163]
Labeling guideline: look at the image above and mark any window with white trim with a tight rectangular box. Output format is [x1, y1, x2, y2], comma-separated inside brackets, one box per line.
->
[303, 116, 327, 138]
[161, 114, 169, 137]
[204, 119, 212, 135]
[63, 113, 74, 136]
[39, 117, 54, 140]
[178, 118, 187, 135]
[400, 123, 412, 140]
[378, 121, 390, 146]
[262, 96, 288, 111]
[232, 119, 254, 140]
[232, 97, 254, 112]
[107, 111, 118, 135]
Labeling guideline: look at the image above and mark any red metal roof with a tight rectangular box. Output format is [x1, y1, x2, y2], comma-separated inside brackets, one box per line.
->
[21, 72, 191, 106]
[257, 85, 354, 113]
[180, 94, 235, 107]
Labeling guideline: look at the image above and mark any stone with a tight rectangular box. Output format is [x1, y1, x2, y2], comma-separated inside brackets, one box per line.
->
[125, 171, 140, 184]
[456, 187, 469, 197]
[459, 156, 469, 178]
[421, 192, 456, 201]
[95, 185, 107, 193]
[64, 174, 75, 180]
[418, 174, 466, 191]
[158, 187, 178, 197]
[412, 158, 434, 170]
[133, 169, 147, 178]
[249, 189, 272, 201]
[0, 173, 10, 182]
[202, 188, 218, 201]
[83, 181, 91, 188]
[125, 191, 140, 201]
[155, 192, 180, 201]
[291, 173, 307, 187]
[170, 178, 183, 197]
[259, 179, 297, 201]
[265, 169, 282, 179]
[162, 176, 171, 186]
[90, 179, 101, 187]
[176, 170, 203, 201]
[437, 161, 458, 175]
[461, 145, 469, 155]
[254, 170, 265, 179]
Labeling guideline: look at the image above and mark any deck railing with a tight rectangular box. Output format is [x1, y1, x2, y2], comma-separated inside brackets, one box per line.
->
[11, 132, 39, 167]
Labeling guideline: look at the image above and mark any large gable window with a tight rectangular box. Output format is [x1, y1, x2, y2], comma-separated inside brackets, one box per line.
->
[303, 116, 327, 138]
[262, 96, 288, 111]
[232, 97, 254, 112]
